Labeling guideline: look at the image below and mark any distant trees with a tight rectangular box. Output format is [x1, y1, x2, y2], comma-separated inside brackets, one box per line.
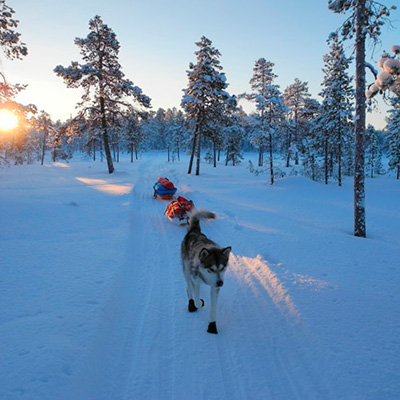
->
[386, 98, 400, 179]
[54, 15, 151, 174]
[182, 36, 236, 175]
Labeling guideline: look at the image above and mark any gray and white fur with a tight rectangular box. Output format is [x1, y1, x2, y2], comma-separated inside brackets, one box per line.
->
[181, 209, 231, 334]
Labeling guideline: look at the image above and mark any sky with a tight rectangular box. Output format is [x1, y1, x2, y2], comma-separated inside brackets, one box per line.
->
[1, 0, 400, 129]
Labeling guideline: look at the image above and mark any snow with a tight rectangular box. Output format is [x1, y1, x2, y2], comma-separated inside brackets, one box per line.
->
[1, 153, 400, 400]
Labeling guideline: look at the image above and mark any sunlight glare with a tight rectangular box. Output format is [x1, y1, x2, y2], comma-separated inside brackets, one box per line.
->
[0, 109, 18, 131]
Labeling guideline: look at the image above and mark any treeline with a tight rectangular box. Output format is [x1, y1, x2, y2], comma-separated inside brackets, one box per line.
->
[1, 8, 400, 184]
[0, 101, 392, 183]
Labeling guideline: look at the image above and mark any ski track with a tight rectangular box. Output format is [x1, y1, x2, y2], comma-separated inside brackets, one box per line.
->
[69, 158, 338, 400]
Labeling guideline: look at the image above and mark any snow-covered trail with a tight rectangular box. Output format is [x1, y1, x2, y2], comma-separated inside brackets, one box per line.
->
[66, 156, 337, 400]
[2, 153, 399, 400]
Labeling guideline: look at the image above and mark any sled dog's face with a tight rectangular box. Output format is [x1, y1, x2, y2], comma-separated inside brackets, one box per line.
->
[199, 246, 231, 288]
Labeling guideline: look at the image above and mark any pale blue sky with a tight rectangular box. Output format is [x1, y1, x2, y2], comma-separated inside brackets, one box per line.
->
[2, 0, 399, 128]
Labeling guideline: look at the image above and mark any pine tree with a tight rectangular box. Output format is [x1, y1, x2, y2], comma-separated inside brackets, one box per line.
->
[386, 97, 400, 179]
[365, 124, 383, 177]
[123, 114, 142, 162]
[224, 114, 244, 166]
[181, 36, 236, 175]
[34, 111, 54, 166]
[319, 33, 354, 186]
[283, 78, 311, 167]
[54, 15, 151, 174]
[165, 108, 187, 161]
[243, 58, 286, 184]
[0, 0, 28, 102]
[328, 0, 394, 237]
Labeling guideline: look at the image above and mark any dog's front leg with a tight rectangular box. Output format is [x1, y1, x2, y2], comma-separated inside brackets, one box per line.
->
[193, 283, 203, 309]
[207, 287, 220, 334]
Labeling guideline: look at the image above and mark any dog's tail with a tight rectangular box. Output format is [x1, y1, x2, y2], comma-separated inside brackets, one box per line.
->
[187, 209, 216, 233]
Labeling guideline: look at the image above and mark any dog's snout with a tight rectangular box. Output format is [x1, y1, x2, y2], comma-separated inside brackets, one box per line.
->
[216, 280, 224, 287]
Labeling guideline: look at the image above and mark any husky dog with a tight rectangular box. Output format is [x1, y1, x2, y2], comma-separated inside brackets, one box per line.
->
[181, 210, 231, 334]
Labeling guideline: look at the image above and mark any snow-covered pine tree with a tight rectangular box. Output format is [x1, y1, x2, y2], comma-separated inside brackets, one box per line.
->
[54, 15, 151, 174]
[34, 111, 54, 166]
[365, 124, 383, 177]
[50, 121, 74, 162]
[386, 97, 400, 179]
[164, 108, 187, 161]
[224, 114, 244, 166]
[319, 33, 354, 186]
[243, 58, 286, 184]
[283, 78, 311, 167]
[181, 36, 236, 175]
[122, 114, 142, 162]
[0, 0, 27, 102]
[328, 0, 394, 237]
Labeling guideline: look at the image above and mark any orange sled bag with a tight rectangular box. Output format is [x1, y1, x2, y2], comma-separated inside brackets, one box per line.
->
[165, 196, 194, 224]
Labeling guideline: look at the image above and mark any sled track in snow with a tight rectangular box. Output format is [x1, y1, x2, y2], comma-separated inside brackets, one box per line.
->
[69, 159, 337, 400]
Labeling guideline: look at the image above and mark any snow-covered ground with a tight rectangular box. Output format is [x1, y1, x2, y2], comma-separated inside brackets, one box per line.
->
[1, 152, 399, 400]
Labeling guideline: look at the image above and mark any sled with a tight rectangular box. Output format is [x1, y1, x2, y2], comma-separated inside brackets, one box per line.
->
[165, 196, 194, 225]
[153, 177, 177, 200]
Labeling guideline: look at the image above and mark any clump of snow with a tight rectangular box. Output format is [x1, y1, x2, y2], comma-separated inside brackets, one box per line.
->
[390, 45, 400, 54]
[377, 70, 394, 87]
[383, 58, 400, 74]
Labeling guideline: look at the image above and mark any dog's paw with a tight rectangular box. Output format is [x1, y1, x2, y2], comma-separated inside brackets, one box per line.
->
[207, 321, 218, 334]
[188, 299, 205, 312]
[188, 299, 197, 312]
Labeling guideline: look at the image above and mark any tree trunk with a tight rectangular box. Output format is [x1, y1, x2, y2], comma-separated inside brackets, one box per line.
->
[286, 132, 292, 167]
[258, 144, 264, 167]
[338, 126, 342, 187]
[324, 137, 328, 185]
[269, 133, 274, 185]
[354, 0, 366, 237]
[40, 127, 48, 166]
[213, 142, 217, 168]
[195, 132, 201, 176]
[188, 132, 197, 174]
[131, 144, 134, 163]
[99, 96, 114, 174]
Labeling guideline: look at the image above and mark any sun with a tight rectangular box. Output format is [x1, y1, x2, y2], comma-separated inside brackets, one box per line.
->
[0, 109, 18, 131]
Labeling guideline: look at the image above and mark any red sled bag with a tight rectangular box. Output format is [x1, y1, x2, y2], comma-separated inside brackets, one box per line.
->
[165, 196, 194, 224]
[153, 177, 177, 200]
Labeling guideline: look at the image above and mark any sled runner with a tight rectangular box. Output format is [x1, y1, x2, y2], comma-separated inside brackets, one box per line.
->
[165, 196, 194, 224]
[153, 177, 177, 200]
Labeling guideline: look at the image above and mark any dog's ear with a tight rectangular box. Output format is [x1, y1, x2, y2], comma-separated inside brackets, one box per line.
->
[222, 246, 231, 258]
[199, 248, 210, 260]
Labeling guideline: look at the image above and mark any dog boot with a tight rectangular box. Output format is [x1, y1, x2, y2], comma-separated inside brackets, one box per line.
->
[207, 321, 218, 334]
[188, 299, 205, 312]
